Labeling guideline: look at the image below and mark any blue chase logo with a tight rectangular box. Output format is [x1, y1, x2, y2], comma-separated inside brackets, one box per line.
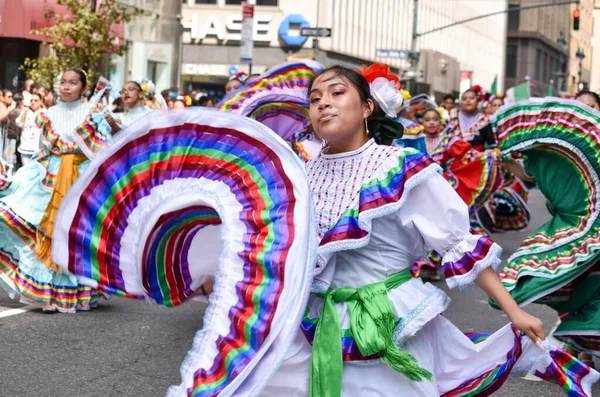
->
[278, 14, 310, 47]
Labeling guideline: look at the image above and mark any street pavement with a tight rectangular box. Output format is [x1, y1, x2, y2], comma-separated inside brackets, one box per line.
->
[0, 189, 598, 397]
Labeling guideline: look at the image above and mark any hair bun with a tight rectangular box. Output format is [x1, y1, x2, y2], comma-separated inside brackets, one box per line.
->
[368, 111, 404, 145]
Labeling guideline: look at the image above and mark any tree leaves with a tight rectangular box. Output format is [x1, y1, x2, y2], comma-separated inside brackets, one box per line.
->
[21, 0, 142, 88]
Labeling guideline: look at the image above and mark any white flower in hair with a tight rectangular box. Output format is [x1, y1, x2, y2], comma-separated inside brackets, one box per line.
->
[369, 77, 404, 118]
[360, 63, 403, 119]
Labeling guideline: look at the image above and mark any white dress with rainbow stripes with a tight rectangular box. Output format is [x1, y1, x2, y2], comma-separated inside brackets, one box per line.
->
[261, 139, 599, 396]
[0, 99, 111, 312]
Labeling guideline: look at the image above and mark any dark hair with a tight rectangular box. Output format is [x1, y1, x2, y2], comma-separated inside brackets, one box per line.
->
[307, 65, 403, 145]
[30, 82, 42, 92]
[64, 68, 88, 89]
[125, 81, 143, 91]
[422, 108, 440, 119]
[443, 94, 455, 102]
[198, 96, 212, 106]
[575, 90, 600, 107]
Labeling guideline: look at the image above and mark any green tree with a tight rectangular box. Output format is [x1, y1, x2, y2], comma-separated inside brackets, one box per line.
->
[21, 0, 140, 88]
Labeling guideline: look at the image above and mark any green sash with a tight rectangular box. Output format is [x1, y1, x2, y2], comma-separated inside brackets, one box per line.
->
[310, 269, 432, 397]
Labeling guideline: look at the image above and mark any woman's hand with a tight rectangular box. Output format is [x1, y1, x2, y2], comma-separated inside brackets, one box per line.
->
[476, 267, 546, 345]
[105, 113, 120, 135]
[500, 159, 535, 183]
[506, 307, 546, 345]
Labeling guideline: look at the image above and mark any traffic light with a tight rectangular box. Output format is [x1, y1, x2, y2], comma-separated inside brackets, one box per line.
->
[573, 9, 580, 31]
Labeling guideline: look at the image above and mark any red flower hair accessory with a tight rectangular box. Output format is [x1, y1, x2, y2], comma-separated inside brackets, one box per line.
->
[359, 63, 403, 118]
[360, 63, 400, 84]
[470, 85, 488, 102]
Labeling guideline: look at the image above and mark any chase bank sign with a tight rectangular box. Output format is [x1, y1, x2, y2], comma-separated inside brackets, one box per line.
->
[183, 12, 310, 48]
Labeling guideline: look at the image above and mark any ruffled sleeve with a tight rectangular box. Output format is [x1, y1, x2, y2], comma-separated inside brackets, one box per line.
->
[71, 107, 112, 159]
[400, 172, 502, 289]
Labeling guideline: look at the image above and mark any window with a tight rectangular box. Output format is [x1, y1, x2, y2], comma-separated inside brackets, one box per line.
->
[506, 45, 518, 78]
[225, 0, 278, 4]
[508, 4, 520, 31]
[195, 0, 217, 4]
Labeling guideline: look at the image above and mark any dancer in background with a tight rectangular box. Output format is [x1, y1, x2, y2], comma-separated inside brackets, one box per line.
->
[575, 90, 600, 111]
[493, 98, 600, 369]
[0, 69, 112, 313]
[447, 86, 496, 151]
[105, 80, 156, 132]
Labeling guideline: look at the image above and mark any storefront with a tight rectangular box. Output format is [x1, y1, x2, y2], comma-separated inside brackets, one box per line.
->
[180, 1, 321, 99]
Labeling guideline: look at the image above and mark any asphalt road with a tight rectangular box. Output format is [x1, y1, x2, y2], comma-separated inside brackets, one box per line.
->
[0, 189, 597, 397]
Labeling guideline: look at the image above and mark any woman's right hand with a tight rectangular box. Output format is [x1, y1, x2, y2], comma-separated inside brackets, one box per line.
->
[500, 159, 535, 183]
[105, 113, 120, 135]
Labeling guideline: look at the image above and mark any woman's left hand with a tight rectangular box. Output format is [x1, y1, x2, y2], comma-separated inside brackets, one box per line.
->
[508, 308, 546, 344]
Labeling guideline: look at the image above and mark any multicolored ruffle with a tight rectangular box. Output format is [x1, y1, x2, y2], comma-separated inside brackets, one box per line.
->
[492, 99, 600, 306]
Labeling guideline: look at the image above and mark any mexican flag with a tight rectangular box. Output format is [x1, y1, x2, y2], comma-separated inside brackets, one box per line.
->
[506, 82, 530, 102]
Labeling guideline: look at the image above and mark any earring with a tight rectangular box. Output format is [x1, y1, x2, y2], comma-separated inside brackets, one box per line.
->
[365, 118, 370, 136]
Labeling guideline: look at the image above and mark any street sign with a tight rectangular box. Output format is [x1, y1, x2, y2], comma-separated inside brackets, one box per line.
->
[300, 27, 331, 37]
[240, 2, 254, 64]
[376, 49, 409, 59]
[400, 70, 424, 79]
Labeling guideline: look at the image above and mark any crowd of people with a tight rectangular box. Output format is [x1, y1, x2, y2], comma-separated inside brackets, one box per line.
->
[0, 61, 598, 397]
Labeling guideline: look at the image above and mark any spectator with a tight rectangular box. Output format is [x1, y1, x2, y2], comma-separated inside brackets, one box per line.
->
[442, 94, 456, 111]
[225, 78, 242, 95]
[2, 89, 14, 111]
[6, 93, 24, 169]
[173, 97, 186, 109]
[21, 79, 34, 107]
[198, 96, 214, 107]
[43, 89, 57, 108]
[16, 93, 43, 166]
[30, 82, 44, 96]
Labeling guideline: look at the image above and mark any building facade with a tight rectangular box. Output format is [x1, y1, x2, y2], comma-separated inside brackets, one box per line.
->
[567, 0, 594, 94]
[504, 0, 571, 97]
[114, 0, 182, 93]
[591, 1, 600, 90]
[180, 0, 507, 99]
[0, 0, 57, 90]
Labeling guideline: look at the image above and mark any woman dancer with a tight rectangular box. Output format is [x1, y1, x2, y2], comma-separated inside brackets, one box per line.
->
[260, 65, 597, 396]
[494, 98, 600, 369]
[107, 80, 154, 131]
[0, 69, 112, 313]
[447, 86, 496, 151]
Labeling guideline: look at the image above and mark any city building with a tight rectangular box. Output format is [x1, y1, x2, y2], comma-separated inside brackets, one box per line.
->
[114, 0, 183, 93]
[180, 0, 507, 100]
[0, 0, 67, 90]
[567, 0, 594, 94]
[591, 0, 600, 90]
[504, 0, 571, 97]
[413, 0, 507, 100]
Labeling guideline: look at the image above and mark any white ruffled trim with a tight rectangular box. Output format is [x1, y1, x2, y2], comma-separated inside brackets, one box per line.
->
[393, 287, 450, 347]
[315, 161, 442, 275]
[443, 239, 503, 290]
[369, 77, 403, 118]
